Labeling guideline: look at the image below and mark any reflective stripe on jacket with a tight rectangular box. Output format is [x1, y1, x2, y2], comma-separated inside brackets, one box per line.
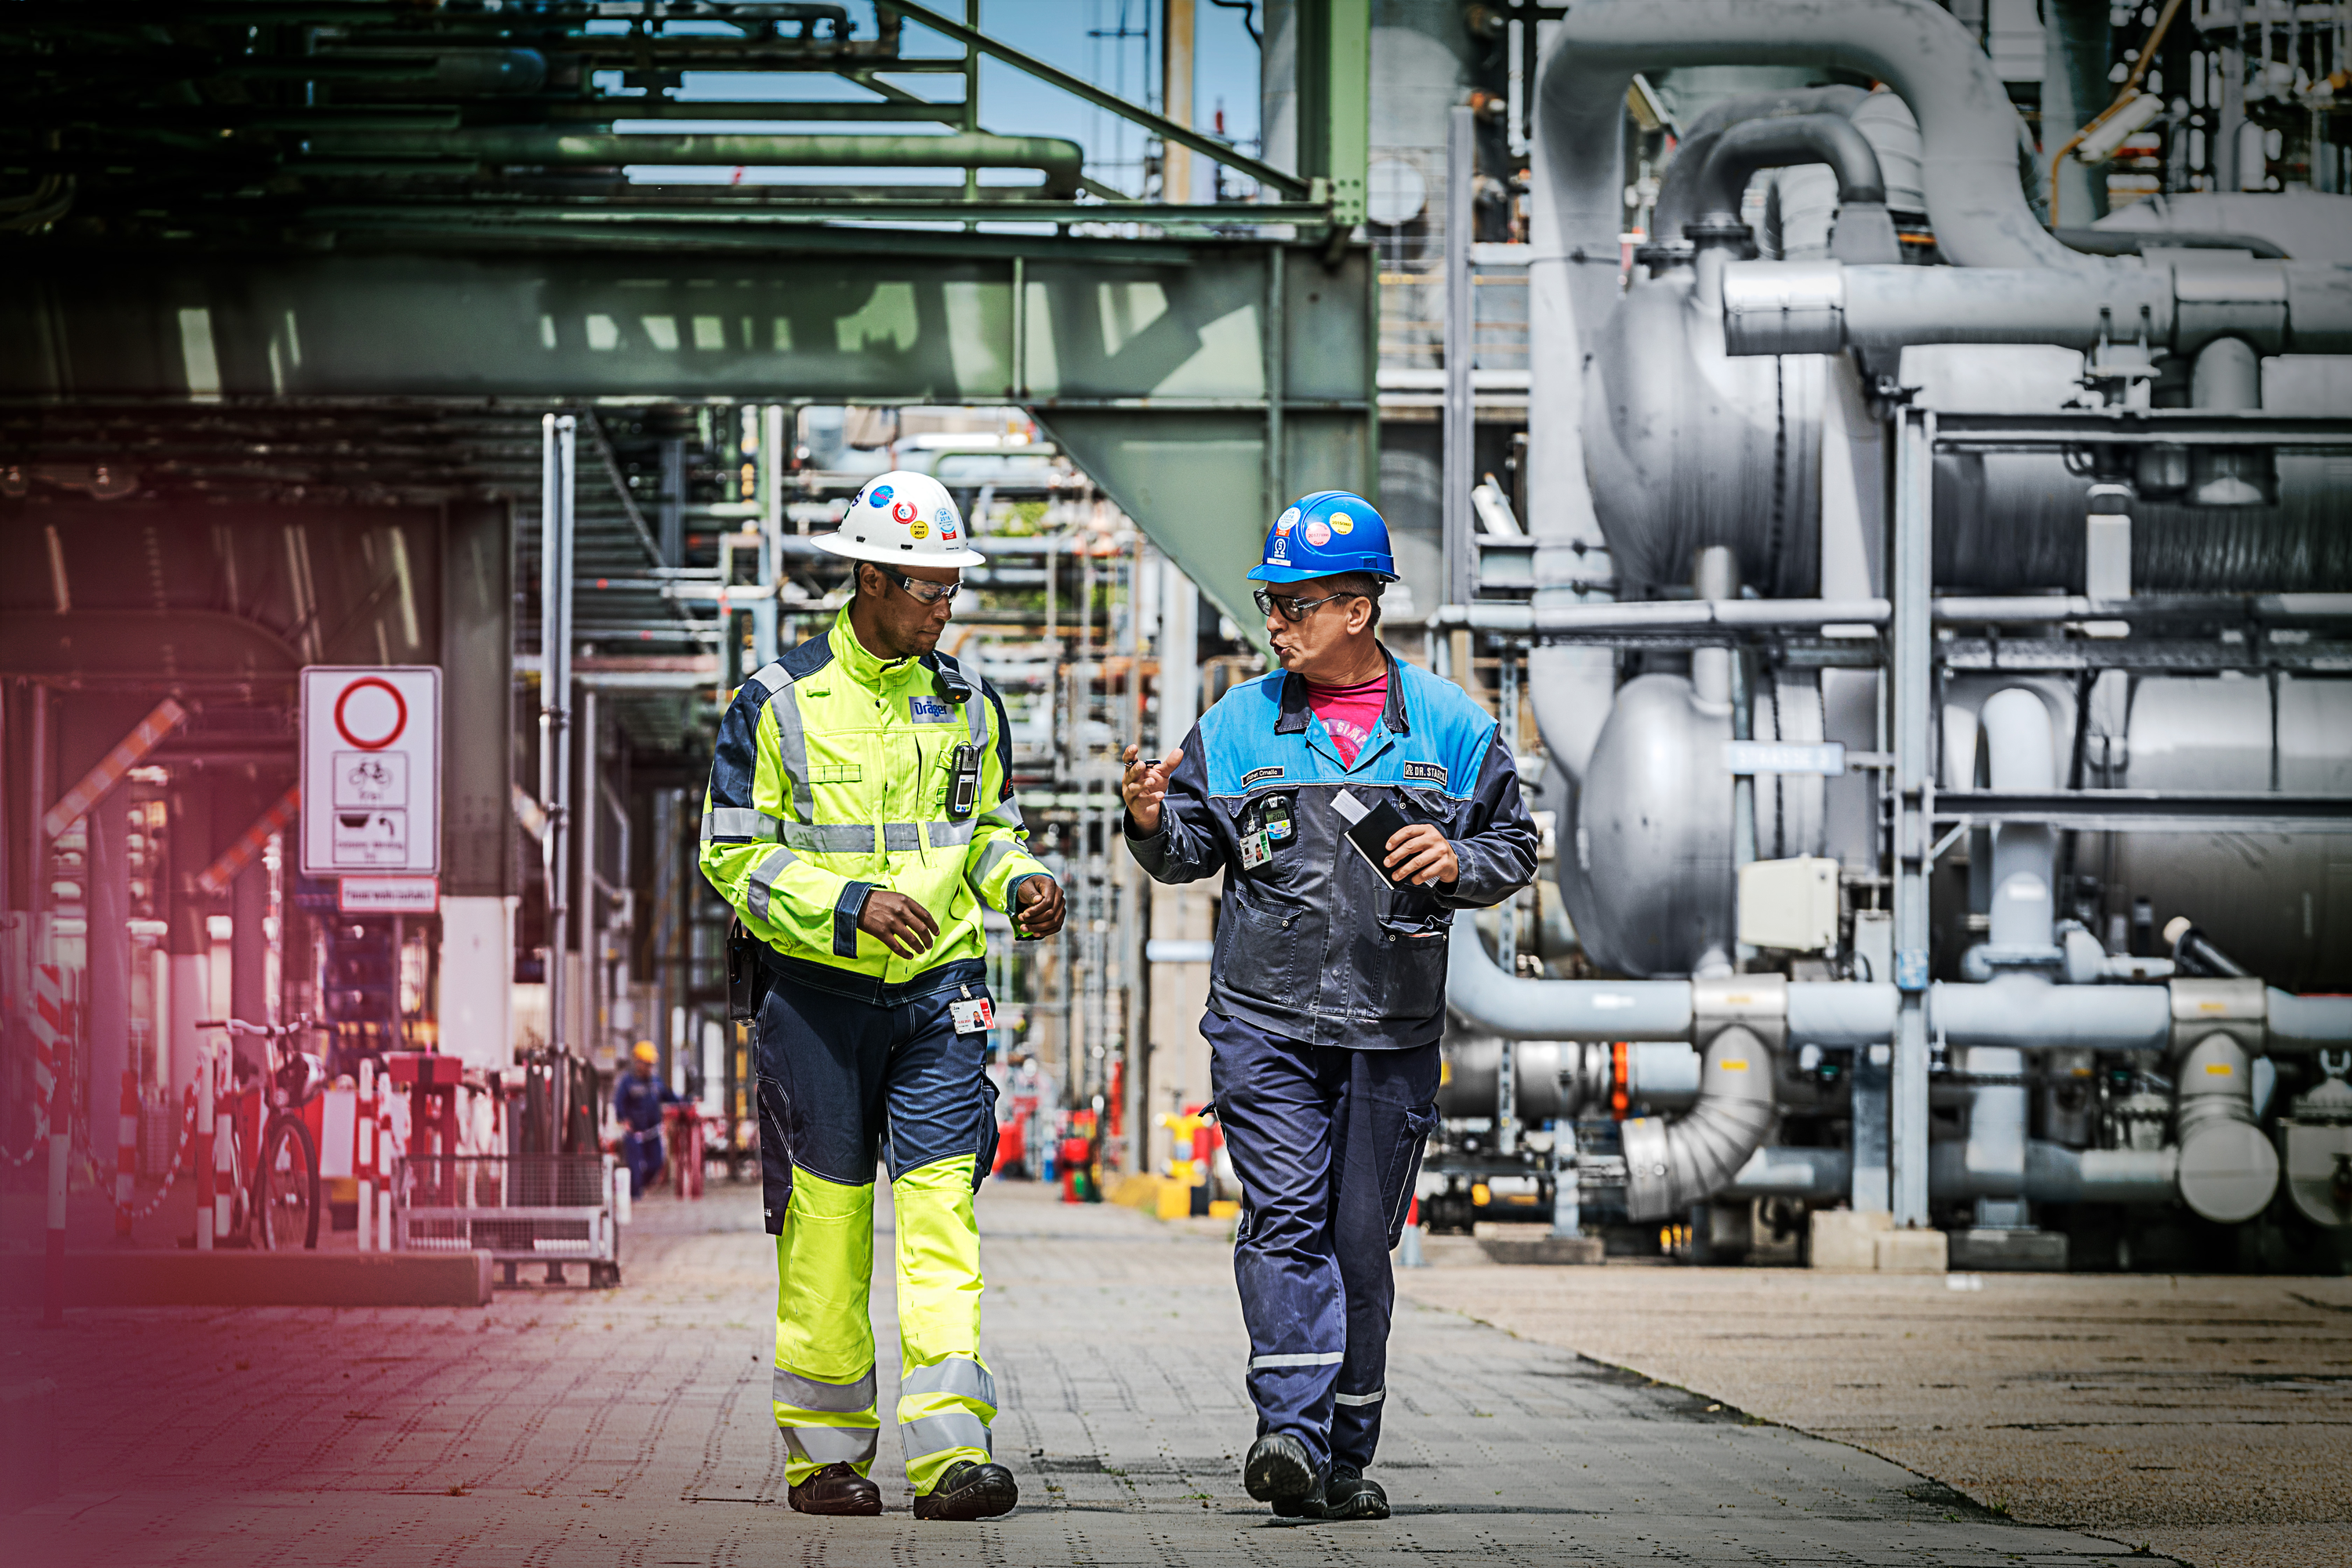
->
[699, 606, 1051, 982]
[1124, 648, 1537, 1051]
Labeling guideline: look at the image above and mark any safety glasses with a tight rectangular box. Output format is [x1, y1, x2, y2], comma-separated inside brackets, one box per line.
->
[877, 564, 963, 607]
[1253, 587, 1359, 624]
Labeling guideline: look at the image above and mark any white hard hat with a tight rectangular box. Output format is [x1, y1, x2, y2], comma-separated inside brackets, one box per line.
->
[814, 470, 988, 568]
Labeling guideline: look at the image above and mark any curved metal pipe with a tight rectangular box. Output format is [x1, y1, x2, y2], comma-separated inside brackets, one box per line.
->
[1534, 0, 2087, 314]
[1621, 1025, 1777, 1221]
[1652, 85, 1868, 238]
[1445, 910, 1693, 1040]
[1693, 113, 1886, 225]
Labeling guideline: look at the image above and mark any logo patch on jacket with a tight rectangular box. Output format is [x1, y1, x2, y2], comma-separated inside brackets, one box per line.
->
[909, 695, 957, 724]
[1242, 764, 1285, 786]
[1402, 760, 1448, 786]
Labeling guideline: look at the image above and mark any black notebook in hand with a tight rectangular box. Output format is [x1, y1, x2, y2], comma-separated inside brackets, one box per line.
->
[1332, 789, 1412, 882]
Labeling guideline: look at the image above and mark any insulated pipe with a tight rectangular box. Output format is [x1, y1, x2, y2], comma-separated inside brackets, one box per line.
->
[1439, 597, 1892, 633]
[1651, 86, 1868, 238]
[1621, 1025, 1777, 1221]
[1535, 0, 2087, 310]
[1693, 114, 1886, 223]
[2172, 1031, 2281, 1222]
[1932, 975, 2172, 1051]
[1719, 257, 2352, 358]
[1444, 910, 1693, 1040]
[1724, 1143, 1851, 1199]
[1930, 1139, 2179, 1203]
[306, 130, 1090, 198]
[2267, 989, 2352, 1051]
[1980, 688, 2058, 956]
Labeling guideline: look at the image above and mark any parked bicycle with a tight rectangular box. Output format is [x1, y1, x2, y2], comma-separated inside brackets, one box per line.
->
[196, 1016, 326, 1250]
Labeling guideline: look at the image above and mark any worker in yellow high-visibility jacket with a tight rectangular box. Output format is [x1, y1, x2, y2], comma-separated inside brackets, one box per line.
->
[699, 470, 1062, 1521]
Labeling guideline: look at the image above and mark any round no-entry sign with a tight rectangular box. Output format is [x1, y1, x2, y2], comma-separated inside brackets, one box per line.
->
[334, 677, 408, 751]
[301, 664, 441, 878]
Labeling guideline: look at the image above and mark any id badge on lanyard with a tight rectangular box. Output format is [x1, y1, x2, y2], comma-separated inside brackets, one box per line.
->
[949, 983, 993, 1035]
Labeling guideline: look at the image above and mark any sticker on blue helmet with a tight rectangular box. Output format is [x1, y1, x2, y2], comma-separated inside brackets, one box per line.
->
[1275, 506, 1301, 536]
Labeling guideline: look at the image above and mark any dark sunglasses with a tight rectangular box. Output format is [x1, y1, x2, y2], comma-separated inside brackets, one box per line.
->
[1253, 587, 1360, 624]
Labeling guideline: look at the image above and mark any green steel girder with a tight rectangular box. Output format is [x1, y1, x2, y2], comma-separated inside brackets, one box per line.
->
[1, 238, 1375, 640]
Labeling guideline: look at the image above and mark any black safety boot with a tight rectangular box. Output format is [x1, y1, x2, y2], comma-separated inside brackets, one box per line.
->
[1244, 1433, 1325, 1518]
[912, 1460, 1019, 1521]
[787, 1462, 881, 1516]
[1325, 1465, 1389, 1520]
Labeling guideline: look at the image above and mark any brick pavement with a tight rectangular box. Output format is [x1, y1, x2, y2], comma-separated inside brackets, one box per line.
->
[4, 1180, 2178, 1566]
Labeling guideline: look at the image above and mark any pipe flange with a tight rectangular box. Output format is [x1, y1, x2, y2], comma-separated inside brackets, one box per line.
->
[2169, 977, 2267, 1058]
[1693, 973, 1787, 1051]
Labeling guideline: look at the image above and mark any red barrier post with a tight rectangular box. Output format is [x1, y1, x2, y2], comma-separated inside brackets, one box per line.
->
[114, 1069, 136, 1236]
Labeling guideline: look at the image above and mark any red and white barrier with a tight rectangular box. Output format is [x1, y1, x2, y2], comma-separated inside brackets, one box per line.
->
[212, 1057, 234, 1245]
[357, 1059, 376, 1253]
[376, 1092, 394, 1250]
[194, 1044, 216, 1251]
[35, 964, 67, 1327]
[114, 1069, 137, 1238]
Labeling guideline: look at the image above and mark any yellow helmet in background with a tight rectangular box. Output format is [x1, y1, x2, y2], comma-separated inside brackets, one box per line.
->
[632, 1040, 659, 1065]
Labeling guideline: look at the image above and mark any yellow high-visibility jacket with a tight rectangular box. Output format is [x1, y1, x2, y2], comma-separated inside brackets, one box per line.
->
[699, 607, 1051, 981]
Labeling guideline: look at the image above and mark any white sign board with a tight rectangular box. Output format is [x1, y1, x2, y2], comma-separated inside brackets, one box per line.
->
[301, 666, 441, 878]
[339, 876, 441, 914]
[1723, 740, 1847, 777]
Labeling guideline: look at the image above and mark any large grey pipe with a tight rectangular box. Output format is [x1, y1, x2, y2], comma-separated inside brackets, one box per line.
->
[1523, 0, 2086, 782]
[1651, 86, 1868, 238]
[1445, 910, 1693, 1039]
[1720, 256, 2352, 357]
[1693, 114, 1887, 225]
[1621, 1026, 1777, 1221]
[1536, 0, 2090, 364]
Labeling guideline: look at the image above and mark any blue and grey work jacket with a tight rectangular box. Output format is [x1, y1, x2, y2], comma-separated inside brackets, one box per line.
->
[1124, 648, 1537, 1051]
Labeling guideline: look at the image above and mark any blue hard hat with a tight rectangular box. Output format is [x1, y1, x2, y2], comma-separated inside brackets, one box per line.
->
[1247, 491, 1398, 583]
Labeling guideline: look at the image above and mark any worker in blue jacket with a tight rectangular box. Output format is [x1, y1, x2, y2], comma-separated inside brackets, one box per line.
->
[614, 1040, 681, 1198]
[1121, 492, 1537, 1522]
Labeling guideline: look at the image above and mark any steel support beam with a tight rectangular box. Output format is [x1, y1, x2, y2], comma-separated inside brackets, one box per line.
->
[1889, 406, 1934, 1231]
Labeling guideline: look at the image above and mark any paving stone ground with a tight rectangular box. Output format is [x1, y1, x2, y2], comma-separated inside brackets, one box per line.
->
[1396, 1254, 2352, 1568]
[5, 1180, 2189, 1566]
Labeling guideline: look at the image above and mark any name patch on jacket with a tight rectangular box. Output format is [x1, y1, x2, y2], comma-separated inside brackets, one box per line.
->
[1402, 760, 1449, 787]
[1242, 764, 1285, 787]
[909, 695, 958, 724]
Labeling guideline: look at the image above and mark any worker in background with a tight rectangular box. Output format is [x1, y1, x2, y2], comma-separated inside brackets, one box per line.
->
[699, 470, 1065, 1523]
[613, 1041, 679, 1198]
[1122, 492, 1537, 1522]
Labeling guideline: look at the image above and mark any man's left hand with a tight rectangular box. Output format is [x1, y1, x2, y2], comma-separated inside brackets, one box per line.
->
[1014, 876, 1067, 937]
[1383, 824, 1458, 887]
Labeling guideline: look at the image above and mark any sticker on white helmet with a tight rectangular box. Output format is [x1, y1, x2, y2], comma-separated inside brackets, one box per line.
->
[892, 499, 919, 523]
[935, 506, 953, 525]
[870, 484, 895, 507]
[909, 520, 930, 539]
[1305, 521, 1331, 548]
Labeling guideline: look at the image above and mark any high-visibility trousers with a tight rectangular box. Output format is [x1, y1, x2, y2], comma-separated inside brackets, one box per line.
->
[757, 953, 1001, 1493]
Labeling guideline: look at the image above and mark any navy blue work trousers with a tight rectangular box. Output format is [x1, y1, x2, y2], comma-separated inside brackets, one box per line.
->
[753, 954, 1000, 1235]
[1205, 1012, 1442, 1479]
[622, 1127, 666, 1198]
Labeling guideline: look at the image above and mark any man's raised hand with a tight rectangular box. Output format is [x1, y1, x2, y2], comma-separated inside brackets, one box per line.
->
[1120, 744, 1185, 835]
